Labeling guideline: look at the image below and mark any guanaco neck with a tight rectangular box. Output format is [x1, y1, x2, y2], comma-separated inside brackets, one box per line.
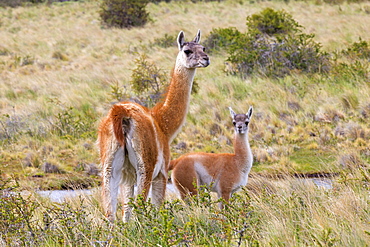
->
[151, 61, 196, 143]
[233, 132, 253, 173]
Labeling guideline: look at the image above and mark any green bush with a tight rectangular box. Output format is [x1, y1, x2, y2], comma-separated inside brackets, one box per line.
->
[109, 51, 199, 108]
[226, 8, 330, 78]
[99, 0, 149, 29]
[342, 38, 370, 60]
[49, 100, 97, 139]
[330, 61, 369, 82]
[150, 33, 177, 48]
[329, 38, 370, 82]
[0, 179, 41, 246]
[203, 27, 244, 54]
[246, 8, 302, 37]
[130, 54, 168, 107]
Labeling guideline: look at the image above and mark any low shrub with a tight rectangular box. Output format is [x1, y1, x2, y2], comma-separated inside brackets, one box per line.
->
[225, 8, 331, 78]
[49, 100, 97, 139]
[99, 0, 150, 29]
[330, 61, 369, 82]
[150, 33, 177, 48]
[130, 54, 168, 107]
[0, 179, 41, 246]
[246, 7, 302, 37]
[342, 38, 370, 60]
[202, 27, 244, 54]
[108, 52, 199, 108]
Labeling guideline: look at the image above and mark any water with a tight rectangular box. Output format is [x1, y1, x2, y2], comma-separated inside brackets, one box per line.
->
[36, 184, 178, 203]
[36, 179, 332, 203]
[36, 189, 93, 203]
[311, 178, 333, 189]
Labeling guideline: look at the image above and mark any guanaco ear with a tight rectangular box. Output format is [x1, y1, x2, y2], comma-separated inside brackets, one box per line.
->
[228, 106, 236, 119]
[177, 31, 185, 51]
[246, 106, 253, 120]
[193, 29, 201, 44]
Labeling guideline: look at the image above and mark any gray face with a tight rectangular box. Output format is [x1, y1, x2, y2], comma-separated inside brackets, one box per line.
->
[229, 106, 253, 134]
[181, 42, 210, 68]
[232, 114, 250, 134]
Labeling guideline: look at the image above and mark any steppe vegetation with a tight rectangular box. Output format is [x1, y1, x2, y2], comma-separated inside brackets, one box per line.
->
[0, 0, 369, 245]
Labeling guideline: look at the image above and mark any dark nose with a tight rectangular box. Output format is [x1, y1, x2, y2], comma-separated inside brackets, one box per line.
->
[203, 55, 210, 66]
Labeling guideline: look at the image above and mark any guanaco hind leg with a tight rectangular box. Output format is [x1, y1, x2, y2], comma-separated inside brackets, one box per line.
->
[102, 147, 124, 221]
[151, 172, 167, 205]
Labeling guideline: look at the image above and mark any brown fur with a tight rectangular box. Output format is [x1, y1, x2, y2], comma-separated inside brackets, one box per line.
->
[97, 30, 209, 221]
[170, 106, 253, 207]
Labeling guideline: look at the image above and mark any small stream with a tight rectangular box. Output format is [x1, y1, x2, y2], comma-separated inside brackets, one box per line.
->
[36, 178, 333, 203]
[310, 178, 333, 189]
[36, 189, 94, 203]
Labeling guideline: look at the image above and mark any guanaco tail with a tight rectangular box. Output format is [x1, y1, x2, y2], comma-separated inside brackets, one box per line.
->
[97, 30, 210, 222]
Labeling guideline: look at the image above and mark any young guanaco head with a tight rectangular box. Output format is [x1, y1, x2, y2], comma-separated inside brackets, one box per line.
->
[228, 106, 253, 135]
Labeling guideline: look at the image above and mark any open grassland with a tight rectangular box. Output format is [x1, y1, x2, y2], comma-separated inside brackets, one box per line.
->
[0, 0, 369, 245]
[1, 0, 369, 188]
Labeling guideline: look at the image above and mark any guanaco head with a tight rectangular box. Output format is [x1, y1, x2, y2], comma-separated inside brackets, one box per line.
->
[177, 30, 210, 69]
[228, 106, 253, 134]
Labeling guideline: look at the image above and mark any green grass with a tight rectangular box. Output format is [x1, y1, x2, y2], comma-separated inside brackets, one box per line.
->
[1, 0, 367, 181]
[0, 0, 369, 245]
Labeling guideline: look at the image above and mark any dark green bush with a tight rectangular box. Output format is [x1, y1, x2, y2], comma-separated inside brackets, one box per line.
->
[246, 8, 302, 37]
[226, 8, 330, 78]
[203, 27, 244, 54]
[100, 0, 149, 29]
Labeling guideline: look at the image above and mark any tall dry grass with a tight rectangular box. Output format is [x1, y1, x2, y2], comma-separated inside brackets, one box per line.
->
[2, 171, 368, 246]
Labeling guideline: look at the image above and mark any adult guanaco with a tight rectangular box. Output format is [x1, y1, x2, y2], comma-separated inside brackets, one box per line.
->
[97, 30, 210, 222]
[169, 106, 253, 206]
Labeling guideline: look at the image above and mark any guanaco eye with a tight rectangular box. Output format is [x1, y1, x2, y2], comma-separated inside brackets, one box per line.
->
[203, 47, 206, 52]
[245, 121, 249, 125]
[233, 122, 236, 126]
[184, 50, 192, 55]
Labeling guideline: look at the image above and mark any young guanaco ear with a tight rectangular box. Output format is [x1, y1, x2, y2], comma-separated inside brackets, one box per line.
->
[193, 29, 201, 44]
[246, 106, 253, 120]
[177, 31, 185, 51]
[228, 106, 236, 119]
